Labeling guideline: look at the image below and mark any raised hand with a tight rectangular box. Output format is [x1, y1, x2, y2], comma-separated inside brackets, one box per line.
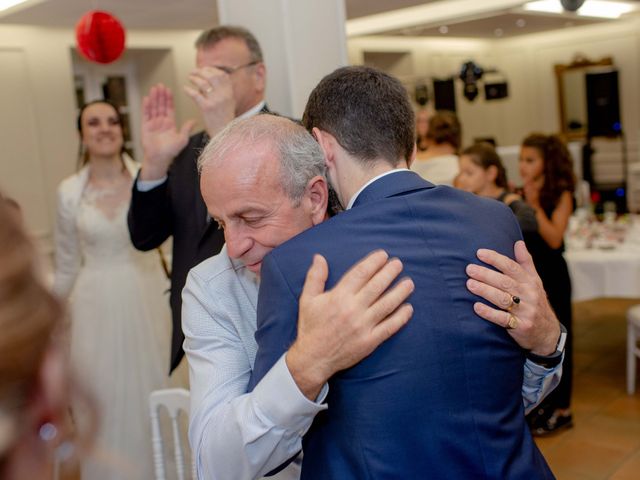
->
[140, 84, 195, 180]
[286, 251, 415, 399]
[522, 178, 543, 209]
[465, 240, 560, 356]
[184, 66, 236, 138]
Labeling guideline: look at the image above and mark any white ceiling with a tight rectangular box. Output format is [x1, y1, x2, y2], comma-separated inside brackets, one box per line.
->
[0, 0, 638, 38]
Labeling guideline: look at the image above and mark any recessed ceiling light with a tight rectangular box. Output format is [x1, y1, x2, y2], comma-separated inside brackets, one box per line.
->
[524, 0, 636, 19]
[516, 18, 527, 27]
[524, 1, 564, 14]
[439, 25, 449, 34]
[577, 1, 634, 19]
[494, 28, 504, 37]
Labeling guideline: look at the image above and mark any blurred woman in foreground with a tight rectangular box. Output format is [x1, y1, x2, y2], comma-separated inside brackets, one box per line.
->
[0, 203, 95, 479]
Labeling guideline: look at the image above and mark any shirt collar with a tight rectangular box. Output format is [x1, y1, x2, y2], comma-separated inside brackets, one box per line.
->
[238, 100, 266, 120]
[346, 169, 410, 210]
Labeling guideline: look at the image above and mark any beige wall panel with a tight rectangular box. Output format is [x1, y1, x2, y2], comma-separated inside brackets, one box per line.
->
[0, 48, 54, 242]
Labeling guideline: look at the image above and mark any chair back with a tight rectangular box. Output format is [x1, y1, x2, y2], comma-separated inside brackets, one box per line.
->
[149, 388, 195, 480]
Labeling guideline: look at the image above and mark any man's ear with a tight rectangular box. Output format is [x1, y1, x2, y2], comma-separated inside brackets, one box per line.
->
[305, 175, 329, 226]
[312, 128, 337, 169]
[253, 62, 267, 93]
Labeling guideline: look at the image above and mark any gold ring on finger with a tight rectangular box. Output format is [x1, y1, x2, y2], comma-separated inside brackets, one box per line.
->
[506, 313, 518, 330]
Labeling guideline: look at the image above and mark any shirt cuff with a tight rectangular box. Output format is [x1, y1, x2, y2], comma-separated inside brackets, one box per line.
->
[252, 354, 328, 433]
[524, 357, 559, 375]
[137, 176, 167, 192]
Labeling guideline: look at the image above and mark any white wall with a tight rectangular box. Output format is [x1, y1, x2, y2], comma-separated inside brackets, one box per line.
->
[4, 16, 640, 250]
[348, 16, 640, 150]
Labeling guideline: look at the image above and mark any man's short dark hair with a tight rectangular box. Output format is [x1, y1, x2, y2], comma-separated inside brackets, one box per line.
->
[426, 110, 461, 151]
[302, 66, 415, 167]
[195, 25, 263, 62]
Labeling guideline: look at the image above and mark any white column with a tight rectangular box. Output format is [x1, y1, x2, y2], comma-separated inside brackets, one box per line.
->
[217, 0, 348, 118]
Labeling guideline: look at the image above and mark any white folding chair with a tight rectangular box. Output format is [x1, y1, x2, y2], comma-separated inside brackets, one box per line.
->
[149, 388, 196, 480]
[627, 305, 640, 395]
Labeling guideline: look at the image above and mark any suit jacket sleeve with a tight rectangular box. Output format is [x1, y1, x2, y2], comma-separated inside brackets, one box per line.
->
[127, 172, 173, 251]
[52, 185, 81, 298]
[249, 253, 301, 391]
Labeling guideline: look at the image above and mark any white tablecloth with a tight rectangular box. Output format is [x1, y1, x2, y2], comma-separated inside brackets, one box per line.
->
[564, 247, 640, 301]
[564, 214, 640, 301]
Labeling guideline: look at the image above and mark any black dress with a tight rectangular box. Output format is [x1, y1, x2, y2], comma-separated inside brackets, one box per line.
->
[496, 191, 573, 409]
[522, 205, 573, 411]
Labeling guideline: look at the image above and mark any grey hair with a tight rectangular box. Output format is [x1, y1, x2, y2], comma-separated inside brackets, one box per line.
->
[195, 25, 263, 62]
[198, 114, 326, 204]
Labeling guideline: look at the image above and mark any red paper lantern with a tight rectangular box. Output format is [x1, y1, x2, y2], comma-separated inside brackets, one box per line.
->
[75, 10, 126, 64]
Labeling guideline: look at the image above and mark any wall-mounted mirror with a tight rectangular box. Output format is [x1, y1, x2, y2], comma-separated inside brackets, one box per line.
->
[555, 56, 614, 139]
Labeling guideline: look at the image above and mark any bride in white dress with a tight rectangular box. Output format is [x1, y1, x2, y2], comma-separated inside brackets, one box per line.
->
[53, 100, 172, 479]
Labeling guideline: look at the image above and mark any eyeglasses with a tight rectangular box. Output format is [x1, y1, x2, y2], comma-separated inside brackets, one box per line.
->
[214, 61, 259, 75]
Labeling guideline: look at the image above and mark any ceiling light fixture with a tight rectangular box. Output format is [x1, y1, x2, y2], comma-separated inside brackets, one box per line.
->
[577, 0, 634, 18]
[523, 0, 565, 14]
[524, 0, 636, 19]
[0, 0, 46, 15]
[0, 0, 29, 12]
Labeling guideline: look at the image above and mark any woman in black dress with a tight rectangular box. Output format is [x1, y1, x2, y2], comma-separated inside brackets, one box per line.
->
[518, 133, 575, 435]
[458, 138, 575, 435]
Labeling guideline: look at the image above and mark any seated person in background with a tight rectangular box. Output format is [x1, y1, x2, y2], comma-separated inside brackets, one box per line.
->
[457, 141, 539, 234]
[0, 204, 96, 480]
[410, 109, 461, 186]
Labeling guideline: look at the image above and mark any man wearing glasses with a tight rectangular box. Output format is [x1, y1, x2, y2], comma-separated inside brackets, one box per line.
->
[128, 26, 270, 375]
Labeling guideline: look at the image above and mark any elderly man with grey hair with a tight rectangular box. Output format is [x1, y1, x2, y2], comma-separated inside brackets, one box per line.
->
[183, 114, 561, 479]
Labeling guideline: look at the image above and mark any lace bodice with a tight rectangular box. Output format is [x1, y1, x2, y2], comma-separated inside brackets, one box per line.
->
[76, 182, 135, 266]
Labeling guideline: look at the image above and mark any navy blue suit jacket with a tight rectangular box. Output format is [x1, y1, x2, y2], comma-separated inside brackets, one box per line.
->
[250, 171, 554, 479]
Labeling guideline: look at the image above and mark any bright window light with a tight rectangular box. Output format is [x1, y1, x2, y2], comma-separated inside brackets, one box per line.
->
[0, 0, 29, 12]
[524, 0, 636, 19]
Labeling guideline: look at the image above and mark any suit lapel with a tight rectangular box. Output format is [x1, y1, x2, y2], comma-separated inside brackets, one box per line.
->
[352, 170, 434, 208]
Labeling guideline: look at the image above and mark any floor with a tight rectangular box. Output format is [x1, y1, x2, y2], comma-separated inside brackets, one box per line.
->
[535, 298, 640, 480]
[61, 298, 640, 480]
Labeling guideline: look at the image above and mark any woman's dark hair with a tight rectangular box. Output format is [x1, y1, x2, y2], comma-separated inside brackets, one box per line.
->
[461, 142, 508, 188]
[521, 133, 576, 212]
[76, 100, 127, 169]
[426, 110, 461, 151]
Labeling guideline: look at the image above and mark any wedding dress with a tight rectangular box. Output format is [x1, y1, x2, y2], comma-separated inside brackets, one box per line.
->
[54, 165, 172, 479]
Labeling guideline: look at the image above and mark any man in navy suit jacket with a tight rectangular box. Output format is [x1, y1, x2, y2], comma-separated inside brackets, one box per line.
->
[242, 67, 555, 479]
